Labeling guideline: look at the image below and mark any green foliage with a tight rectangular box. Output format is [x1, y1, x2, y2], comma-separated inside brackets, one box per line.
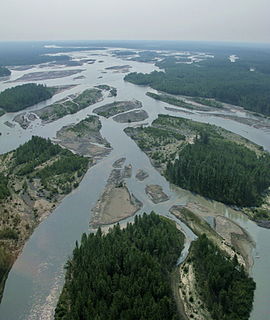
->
[68, 115, 101, 135]
[0, 67, 11, 77]
[12, 136, 89, 192]
[0, 173, 10, 200]
[125, 58, 270, 116]
[146, 92, 194, 109]
[55, 212, 184, 320]
[134, 126, 184, 150]
[0, 83, 55, 112]
[166, 138, 270, 207]
[0, 109, 5, 117]
[95, 84, 111, 90]
[0, 228, 18, 240]
[110, 87, 117, 97]
[192, 235, 256, 320]
[39, 89, 102, 121]
[191, 97, 223, 108]
[37, 154, 88, 185]
[14, 136, 62, 171]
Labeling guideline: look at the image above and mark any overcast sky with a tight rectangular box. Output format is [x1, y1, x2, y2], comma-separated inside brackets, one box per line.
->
[0, 0, 269, 43]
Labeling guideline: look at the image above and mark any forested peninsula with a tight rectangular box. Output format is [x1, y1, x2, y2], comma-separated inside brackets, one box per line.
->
[125, 115, 270, 222]
[0, 83, 56, 112]
[125, 58, 270, 116]
[0, 136, 90, 300]
[55, 213, 184, 320]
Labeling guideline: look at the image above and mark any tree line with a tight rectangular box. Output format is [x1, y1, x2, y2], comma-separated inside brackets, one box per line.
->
[125, 57, 270, 116]
[0, 83, 56, 112]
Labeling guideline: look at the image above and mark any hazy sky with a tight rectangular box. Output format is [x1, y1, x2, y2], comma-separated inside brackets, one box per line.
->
[1, 0, 269, 43]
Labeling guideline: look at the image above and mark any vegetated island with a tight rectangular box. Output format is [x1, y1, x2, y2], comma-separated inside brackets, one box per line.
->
[90, 168, 142, 228]
[113, 109, 149, 123]
[11, 69, 85, 82]
[0, 67, 11, 77]
[124, 55, 270, 116]
[94, 84, 117, 97]
[0, 83, 60, 113]
[146, 91, 223, 111]
[170, 206, 253, 271]
[55, 212, 184, 320]
[14, 88, 103, 128]
[0, 136, 91, 301]
[56, 115, 112, 160]
[93, 100, 142, 118]
[177, 234, 255, 320]
[169, 205, 255, 319]
[125, 114, 270, 226]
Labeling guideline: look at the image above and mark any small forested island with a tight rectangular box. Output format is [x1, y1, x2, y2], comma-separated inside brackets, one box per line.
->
[0, 83, 56, 112]
[0, 67, 11, 77]
[55, 213, 184, 320]
[125, 57, 270, 116]
[0, 136, 90, 300]
[125, 115, 270, 224]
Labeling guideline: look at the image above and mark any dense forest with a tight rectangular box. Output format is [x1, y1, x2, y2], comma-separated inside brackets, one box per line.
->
[55, 212, 184, 320]
[166, 136, 270, 207]
[0, 67, 11, 77]
[191, 234, 256, 320]
[0, 83, 56, 112]
[125, 57, 270, 116]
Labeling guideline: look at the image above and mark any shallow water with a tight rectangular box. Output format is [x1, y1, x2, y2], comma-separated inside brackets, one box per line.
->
[0, 49, 269, 320]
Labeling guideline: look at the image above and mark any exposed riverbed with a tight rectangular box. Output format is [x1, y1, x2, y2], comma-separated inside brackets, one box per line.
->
[0, 48, 269, 320]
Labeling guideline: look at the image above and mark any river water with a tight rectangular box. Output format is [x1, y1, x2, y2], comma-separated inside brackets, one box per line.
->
[0, 49, 269, 320]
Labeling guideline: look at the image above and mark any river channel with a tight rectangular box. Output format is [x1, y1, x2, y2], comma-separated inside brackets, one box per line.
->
[0, 49, 269, 320]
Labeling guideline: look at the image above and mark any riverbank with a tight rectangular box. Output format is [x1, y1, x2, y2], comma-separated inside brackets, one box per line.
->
[170, 205, 253, 271]
[0, 137, 91, 301]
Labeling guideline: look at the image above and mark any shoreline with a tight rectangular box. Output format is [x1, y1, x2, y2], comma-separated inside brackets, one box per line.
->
[90, 168, 143, 228]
